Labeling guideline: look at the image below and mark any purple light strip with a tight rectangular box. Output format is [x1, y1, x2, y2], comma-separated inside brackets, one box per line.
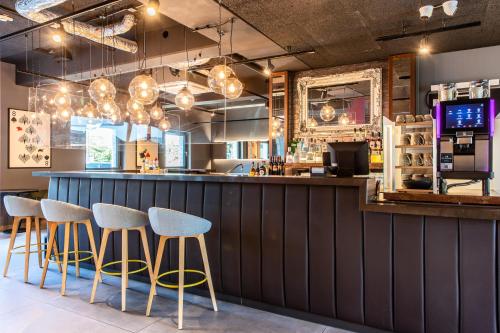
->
[436, 102, 441, 139]
[490, 98, 495, 137]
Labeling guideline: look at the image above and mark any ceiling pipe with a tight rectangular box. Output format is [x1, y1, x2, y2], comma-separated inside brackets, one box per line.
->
[14, 0, 137, 53]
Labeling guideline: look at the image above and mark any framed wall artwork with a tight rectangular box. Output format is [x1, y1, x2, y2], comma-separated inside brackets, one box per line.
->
[136, 140, 159, 167]
[8, 108, 51, 168]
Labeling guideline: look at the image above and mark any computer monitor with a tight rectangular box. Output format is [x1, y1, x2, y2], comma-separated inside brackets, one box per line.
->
[326, 142, 369, 177]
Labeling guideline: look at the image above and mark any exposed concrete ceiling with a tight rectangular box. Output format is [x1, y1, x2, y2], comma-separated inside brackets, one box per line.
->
[222, 0, 500, 68]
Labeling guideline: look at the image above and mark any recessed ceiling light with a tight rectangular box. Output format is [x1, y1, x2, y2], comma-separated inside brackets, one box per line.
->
[0, 13, 13, 22]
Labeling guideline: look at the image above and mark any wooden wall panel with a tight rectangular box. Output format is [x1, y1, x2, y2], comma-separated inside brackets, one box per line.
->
[425, 216, 459, 333]
[203, 183, 222, 292]
[139, 181, 156, 278]
[460, 219, 497, 333]
[240, 183, 262, 301]
[220, 183, 241, 296]
[185, 182, 204, 284]
[309, 186, 335, 317]
[393, 214, 424, 333]
[364, 211, 393, 331]
[261, 184, 285, 306]
[101, 179, 115, 266]
[154, 181, 171, 274]
[168, 181, 187, 273]
[284, 185, 309, 312]
[336, 187, 364, 324]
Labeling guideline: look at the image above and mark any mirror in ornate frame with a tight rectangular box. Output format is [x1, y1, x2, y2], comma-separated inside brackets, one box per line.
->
[297, 68, 382, 133]
[269, 72, 289, 157]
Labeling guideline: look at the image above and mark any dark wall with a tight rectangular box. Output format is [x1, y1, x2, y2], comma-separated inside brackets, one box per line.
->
[48, 176, 500, 333]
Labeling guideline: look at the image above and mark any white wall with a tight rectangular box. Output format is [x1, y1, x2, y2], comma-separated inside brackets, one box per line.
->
[418, 45, 500, 113]
[0, 62, 85, 190]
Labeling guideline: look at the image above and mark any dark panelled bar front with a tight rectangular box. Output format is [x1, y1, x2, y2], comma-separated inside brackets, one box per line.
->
[42, 172, 500, 333]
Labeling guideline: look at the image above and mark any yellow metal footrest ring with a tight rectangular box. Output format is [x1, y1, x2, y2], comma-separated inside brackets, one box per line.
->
[156, 269, 207, 289]
[49, 250, 93, 264]
[100, 260, 148, 276]
[11, 243, 48, 255]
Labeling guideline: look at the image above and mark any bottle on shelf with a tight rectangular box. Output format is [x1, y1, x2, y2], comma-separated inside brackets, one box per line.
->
[255, 162, 261, 176]
[259, 162, 266, 176]
[279, 156, 285, 176]
[249, 162, 256, 176]
[286, 147, 293, 164]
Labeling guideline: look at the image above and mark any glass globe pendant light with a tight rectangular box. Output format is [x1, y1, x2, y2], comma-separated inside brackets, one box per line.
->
[339, 113, 350, 125]
[109, 112, 123, 124]
[130, 110, 151, 126]
[223, 74, 243, 99]
[89, 76, 116, 103]
[98, 97, 119, 118]
[57, 106, 73, 122]
[308, 117, 318, 128]
[126, 98, 144, 114]
[150, 105, 164, 121]
[320, 103, 336, 122]
[175, 86, 195, 110]
[208, 64, 234, 94]
[128, 74, 159, 105]
[158, 117, 171, 131]
[54, 90, 71, 109]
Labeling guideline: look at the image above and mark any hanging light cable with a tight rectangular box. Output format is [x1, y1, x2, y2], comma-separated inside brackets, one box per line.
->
[175, 27, 195, 110]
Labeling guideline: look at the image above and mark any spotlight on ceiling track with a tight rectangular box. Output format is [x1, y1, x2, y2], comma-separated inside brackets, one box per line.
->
[442, 0, 458, 16]
[51, 24, 65, 43]
[146, 0, 160, 16]
[263, 59, 275, 76]
[419, 36, 431, 55]
[419, 0, 458, 20]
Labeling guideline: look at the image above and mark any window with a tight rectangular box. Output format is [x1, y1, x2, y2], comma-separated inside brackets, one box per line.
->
[85, 127, 118, 169]
[164, 132, 186, 168]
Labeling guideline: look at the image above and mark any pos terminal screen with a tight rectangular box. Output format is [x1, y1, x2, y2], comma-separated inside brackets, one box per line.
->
[445, 103, 485, 129]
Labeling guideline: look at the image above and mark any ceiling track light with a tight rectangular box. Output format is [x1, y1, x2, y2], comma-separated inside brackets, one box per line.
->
[51, 23, 65, 43]
[263, 59, 275, 76]
[419, 35, 431, 55]
[146, 0, 160, 16]
[419, 0, 458, 20]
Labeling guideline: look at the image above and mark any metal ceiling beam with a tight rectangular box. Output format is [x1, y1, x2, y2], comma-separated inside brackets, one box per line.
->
[376, 21, 481, 42]
[0, 0, 125, 42]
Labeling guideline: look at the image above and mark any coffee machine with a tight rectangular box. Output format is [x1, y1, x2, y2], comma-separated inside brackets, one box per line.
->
[437, 98, 495, 195]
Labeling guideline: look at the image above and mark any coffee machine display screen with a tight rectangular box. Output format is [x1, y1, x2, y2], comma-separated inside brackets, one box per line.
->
[445, 103, 485, 129]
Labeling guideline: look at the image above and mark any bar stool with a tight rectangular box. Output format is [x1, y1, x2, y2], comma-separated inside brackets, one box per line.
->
[3, 196, 62, 282]
[146, 207, 218, 330]
[39, 199, 100, 295]
[90, 203, 155, 312]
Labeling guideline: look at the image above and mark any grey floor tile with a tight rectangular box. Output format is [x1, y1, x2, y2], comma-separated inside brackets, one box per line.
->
[0, 302, 129, 333]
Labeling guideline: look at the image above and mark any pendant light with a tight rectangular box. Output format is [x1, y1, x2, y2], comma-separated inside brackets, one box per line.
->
[320, 104, 336, 122]
[339, 113, 350, 125]
[126, 98, 144, 114]
[89, 76, 116, 103]
[223, 73, 243, 99]
[175, 27, 195, 110]
[150, 105, 164, 120]
[146, 0, 159, 16]
[263, 59, 275, 76]
[308, 117, 318, 128]
[158, 117, 171, 131]
[129, 74, 159, 105]
[57, 107, 73, 122]
[175, 87, 195, 110]
[98, 97, 120, 117]
[207, 1, 237, 95]
[130, 109, 151, 125]
[51, 23, 65, 43]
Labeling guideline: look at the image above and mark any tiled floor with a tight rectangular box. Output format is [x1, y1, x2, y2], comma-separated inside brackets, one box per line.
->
[0, 231, 353, 333]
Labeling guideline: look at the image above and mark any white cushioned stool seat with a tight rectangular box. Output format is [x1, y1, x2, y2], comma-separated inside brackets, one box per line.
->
[4, 196, 43, 218]
[41, 199, 92, 222]
[148, 207, 211, 237]
[93, 203, 149, 229]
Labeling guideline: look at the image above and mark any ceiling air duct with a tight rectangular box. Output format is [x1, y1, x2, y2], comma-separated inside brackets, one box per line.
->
[15, 0, 138, 53]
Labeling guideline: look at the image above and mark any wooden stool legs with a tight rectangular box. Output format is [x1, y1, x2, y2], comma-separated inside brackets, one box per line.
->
[40, 219, 100, 296]
[3, 216, 46, 283]
[146, 234, 218, 330]
[3, 217, 21, 278]
[90, 226, 154, 312]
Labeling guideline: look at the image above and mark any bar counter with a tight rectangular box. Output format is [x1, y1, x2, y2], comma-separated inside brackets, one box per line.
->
[34, 171, 500, 333]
